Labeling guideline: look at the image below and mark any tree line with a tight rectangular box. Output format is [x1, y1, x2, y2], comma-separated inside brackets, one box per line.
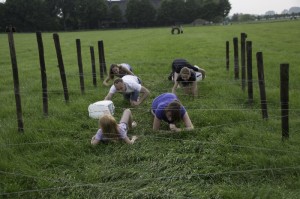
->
[0, 0, 231, 32]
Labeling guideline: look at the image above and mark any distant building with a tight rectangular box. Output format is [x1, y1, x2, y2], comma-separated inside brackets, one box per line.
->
[289, 7, 300, 14]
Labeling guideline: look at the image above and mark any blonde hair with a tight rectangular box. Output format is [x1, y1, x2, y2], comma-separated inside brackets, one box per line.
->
[99, 115, 119, 140]
[180, 67, 191, 76]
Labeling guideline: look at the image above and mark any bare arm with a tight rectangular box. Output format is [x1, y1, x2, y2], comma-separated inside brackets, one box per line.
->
[103, 76, 112, 86]
[91, 135, 100, 145]
[169, 113, 194, 132]
[182, 112, 194, 130]
[169, 123, 181, 132]
[104, 92, 114, 100]
[121, 66, 134, 76]
[123, 135, 138, 144]
[131, 86, 150, 106]
[191, 81, 197, 97]
[152, 116, 161, 131]
[172, 81, 179, 94]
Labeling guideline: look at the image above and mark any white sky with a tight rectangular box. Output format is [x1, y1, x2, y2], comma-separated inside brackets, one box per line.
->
[1, 0, 299, 15]
[229, 0, 300, 15]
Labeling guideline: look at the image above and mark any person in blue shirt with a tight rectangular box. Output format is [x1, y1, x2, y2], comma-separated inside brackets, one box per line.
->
[151, 93, 194, 132]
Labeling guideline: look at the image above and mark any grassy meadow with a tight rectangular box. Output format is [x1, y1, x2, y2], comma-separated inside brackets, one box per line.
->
[1, 20, 300, 198]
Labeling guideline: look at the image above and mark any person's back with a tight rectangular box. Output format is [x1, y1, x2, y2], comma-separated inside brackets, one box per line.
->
[172, 59, 193, 71]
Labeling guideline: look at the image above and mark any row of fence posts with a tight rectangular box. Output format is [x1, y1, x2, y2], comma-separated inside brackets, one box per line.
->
[226, 33, 289, 140]
[5, 28, 291, 139]
[7, 28, 108, 133]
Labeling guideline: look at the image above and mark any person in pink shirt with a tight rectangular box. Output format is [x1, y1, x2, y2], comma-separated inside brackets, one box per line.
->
[91, 109, 138, 145]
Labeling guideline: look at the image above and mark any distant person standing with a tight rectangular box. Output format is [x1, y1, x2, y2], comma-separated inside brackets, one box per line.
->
[104, 75, 150, 106]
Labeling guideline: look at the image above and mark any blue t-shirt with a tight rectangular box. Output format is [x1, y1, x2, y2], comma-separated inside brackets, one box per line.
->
[151, 93, 186, 123]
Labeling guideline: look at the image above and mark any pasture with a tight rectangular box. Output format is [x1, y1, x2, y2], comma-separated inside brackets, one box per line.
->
[1, 20, 300, 198]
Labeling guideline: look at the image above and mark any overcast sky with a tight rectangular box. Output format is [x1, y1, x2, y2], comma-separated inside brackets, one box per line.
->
[229, 0, 300, 15]
[0, 0, 299, 16]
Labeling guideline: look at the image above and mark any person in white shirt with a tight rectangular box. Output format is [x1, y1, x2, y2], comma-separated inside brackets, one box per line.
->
[104, 75, 150, 106]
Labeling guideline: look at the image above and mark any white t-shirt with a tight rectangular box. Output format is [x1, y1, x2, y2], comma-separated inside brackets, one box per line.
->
[109, 75, 141, 94]
[120, 63, 132, 71]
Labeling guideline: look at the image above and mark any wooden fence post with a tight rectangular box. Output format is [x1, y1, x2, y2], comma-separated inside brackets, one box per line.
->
[246, 41, 253, 104]
[90, 46, 97, 87]
[241, 33, 247, 91]
[7, 28, 24, 132]
[256, 52, 268, 119]
[36, 31, 48, 116]
[280, 63, 289, 139]
[98, 40, 107, 80]
[76, 39, 85, 94]
[226, 41, 229, 71]
[53, 33, 69, 102]
[233, 37, 239, 79]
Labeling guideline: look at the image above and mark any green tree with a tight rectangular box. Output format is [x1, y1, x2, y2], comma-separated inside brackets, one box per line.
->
[55, 0, 77, 30]
[3, 0, 60, 31]
[157, 0, 186, 25]
[86, 0, 108, 29]
[219, 0, 231, 18]
[125, 0, 140, 26]
[0, 2, 7, 31]
[156, 0, 173, 25]
[185, 0, 200, 23]
[109, 4, 123, 23]
[75, 0, 108, 29]
[126, 0, 156, 27]
[139, 0, 156, 26]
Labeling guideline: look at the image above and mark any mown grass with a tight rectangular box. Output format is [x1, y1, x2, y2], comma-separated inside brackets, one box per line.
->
[1, 20, 300, 198]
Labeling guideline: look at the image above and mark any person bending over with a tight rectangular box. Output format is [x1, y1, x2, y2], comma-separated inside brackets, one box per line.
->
[172, 67, 201, 96]
[91, 109, 138, 145]
[103, 63, 134, 86]
[151, 93, 194, 132]
[169, 58, 205, 82]
[104, 75, 150, 106]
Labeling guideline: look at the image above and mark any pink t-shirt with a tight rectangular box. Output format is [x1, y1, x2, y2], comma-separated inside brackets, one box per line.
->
[94, 123, 127, 141]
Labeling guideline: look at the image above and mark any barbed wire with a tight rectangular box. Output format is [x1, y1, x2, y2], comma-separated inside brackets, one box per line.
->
[1, 117, 300, 153]
[1, 165, 300, 197]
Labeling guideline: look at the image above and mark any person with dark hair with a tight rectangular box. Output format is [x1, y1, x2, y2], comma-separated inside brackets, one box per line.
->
[151, 93, 194, 132]
[103, 63, 134, 86]
[104, 75, 150, 106]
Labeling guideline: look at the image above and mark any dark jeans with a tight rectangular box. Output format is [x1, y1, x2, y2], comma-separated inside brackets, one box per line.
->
[123, 78, 141, 101]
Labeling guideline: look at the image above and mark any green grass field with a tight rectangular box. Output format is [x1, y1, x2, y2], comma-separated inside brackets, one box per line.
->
[1, 20, 300, 198]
